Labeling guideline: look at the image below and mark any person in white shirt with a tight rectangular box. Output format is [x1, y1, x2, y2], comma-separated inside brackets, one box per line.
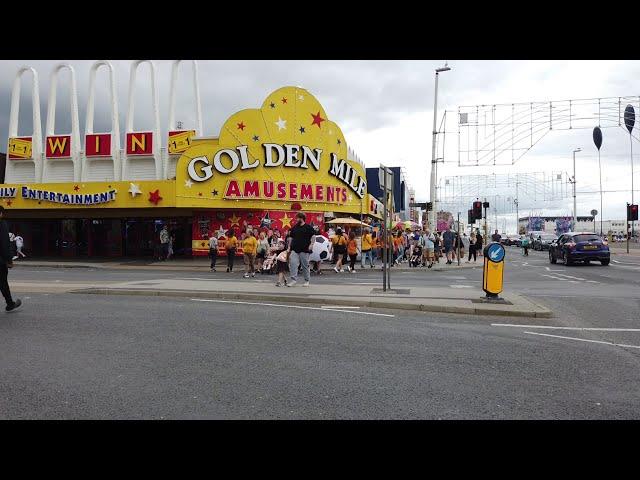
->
[208, 232, 219, 271]
[14, 234, 25, 258]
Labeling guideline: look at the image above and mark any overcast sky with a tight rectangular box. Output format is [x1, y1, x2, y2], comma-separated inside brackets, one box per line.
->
[2, 60, 640, 229]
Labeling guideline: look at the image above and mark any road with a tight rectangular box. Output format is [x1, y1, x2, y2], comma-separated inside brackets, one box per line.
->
[1, 247, 640, 419]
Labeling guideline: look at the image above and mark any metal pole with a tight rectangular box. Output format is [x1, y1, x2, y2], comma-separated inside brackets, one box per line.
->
[515, 181, 519, 235]
[598, 149, 603, 236]
[627, 203, 630, 254]
[382, 166, 387, 292]
[573, 150, 577, 231]
[429, 72, 439, 231]
[457, 212, 461, 266]
[388, 176, 393, 289]
[631, 134, 635, 240]
[483, 197, 487, 240]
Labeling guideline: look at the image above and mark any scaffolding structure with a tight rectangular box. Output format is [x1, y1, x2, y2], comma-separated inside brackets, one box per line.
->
[457, 96, 640, 167]
[438, 171, 571, 216]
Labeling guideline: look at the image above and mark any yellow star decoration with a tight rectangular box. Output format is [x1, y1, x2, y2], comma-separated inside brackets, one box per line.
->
[279, 212, 293, 229]
[229, 213, 241, 228]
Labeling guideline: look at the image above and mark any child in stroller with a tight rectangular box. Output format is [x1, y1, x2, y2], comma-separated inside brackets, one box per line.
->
[409, 244, 423, 267]
[261, 243, 280, 274]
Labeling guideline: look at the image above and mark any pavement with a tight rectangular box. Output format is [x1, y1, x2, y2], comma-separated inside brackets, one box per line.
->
[15, 256, 479, 272]
[9, 255, 546, 318]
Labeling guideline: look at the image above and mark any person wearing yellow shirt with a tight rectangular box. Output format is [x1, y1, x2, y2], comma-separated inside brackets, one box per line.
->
[360, 227, 374, 269]
[330, 227, 348, 273]
[225, 229, 238, 273]
[242, 229, 258, 278]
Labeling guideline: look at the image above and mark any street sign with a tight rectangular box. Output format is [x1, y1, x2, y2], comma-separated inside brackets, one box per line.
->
[482, 242, 505, 298]
[410, 202, 427, 209]
[590, 209, 598, 217]
[378, 167, 393, 191]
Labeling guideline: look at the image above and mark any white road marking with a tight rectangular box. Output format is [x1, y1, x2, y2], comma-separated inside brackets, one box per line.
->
[541, 274, 567, 281]
[585, 280, 600, 283]
[523, 331, 640, 349]
[190, 298, 395, 317]
[321, 305, 360, 309]
[544, 267, 564, 272]
[493, 323, 640, 332]
[554, 273, 586, 281]
[450, 285, 473, 288]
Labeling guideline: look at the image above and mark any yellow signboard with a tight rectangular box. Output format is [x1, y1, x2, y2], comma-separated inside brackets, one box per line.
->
[482, 243, 505, 296]
[0, 180, 175, 210]
[175, 86, 367, 214]
[168, 130, 196, 154]
[483, 260, 504, 294]
[8, 137, 33, 159]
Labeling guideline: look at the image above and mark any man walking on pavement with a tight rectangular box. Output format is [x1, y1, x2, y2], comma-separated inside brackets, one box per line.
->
[0, 207, 22, 312]
[442, 225, 455, 264]
[491, 229, 502, 243]
[287, 212, 315, 287]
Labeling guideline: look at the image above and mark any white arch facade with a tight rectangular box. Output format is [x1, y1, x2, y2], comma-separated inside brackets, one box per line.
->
[165, 60, 203, 179]
[41, 64, 82, 182]
[82, 60, 121, 182]
[121, 60, 162, 180]
[5, 66, 43, 183]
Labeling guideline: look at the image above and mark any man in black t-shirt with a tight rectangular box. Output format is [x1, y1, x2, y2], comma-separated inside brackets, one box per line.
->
[287, 212, 315, 287]
[491, 230, 502, 243]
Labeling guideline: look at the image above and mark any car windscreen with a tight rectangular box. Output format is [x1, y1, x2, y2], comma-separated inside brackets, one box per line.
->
[573, 234, 601, 243]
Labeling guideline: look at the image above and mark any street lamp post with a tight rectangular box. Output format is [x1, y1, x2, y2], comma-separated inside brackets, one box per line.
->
[429, 63, 451, 231]
[572, 148, 581, 231]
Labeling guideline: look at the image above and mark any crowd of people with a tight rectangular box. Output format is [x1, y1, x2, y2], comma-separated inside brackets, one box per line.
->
[203, 213, 491, 288]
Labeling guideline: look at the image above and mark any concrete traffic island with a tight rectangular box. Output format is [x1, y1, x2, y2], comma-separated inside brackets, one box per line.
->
[75, 278, 551, 318]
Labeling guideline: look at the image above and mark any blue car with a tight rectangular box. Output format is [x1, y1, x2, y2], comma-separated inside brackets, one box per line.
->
[548, 232, 610, 266]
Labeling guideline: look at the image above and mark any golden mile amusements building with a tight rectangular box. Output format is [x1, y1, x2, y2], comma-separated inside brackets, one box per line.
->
[1, 61, 382, 258]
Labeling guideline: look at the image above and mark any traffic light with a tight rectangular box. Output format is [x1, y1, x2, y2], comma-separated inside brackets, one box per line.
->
[628, 203, 639, 221]
[472, 201, 482, 220]
[468, 209, 474, 225]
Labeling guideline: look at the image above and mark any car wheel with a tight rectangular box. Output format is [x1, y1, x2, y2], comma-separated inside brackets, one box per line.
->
[601, 259, 610, 266]
[584, 260, 590, 265]
[549, 251, 556, 264]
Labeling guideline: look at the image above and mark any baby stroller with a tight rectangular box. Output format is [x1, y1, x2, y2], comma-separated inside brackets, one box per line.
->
[261, 250, 279, 274]
[409, 245, 423, 267]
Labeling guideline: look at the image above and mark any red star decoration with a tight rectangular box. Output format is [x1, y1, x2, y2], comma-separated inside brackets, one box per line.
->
[6, 200, 12, 206]
[73, 185, 80, 191]
[148, 189, 162, 205]
[281, 97, 288, 104]
[311, 111, 325, 128]
[237, 121, 246, 131]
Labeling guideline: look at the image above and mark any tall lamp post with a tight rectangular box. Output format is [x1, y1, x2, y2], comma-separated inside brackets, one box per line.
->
[429, 62, 451, 231]
[571, 147, 581, 231]
[593, 127, 603, 236]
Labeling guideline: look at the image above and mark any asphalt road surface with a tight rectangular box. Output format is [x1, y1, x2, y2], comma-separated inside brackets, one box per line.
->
[2, 247, 640, 419]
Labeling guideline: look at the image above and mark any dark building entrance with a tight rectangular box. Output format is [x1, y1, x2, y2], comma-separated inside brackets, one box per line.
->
[6, 215, 192, 259]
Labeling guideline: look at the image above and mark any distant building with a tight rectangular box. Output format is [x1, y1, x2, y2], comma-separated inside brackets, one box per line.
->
[597, 219, 627, 235]
[366, 166, 412, 220]
[518, 215, 595, 234]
